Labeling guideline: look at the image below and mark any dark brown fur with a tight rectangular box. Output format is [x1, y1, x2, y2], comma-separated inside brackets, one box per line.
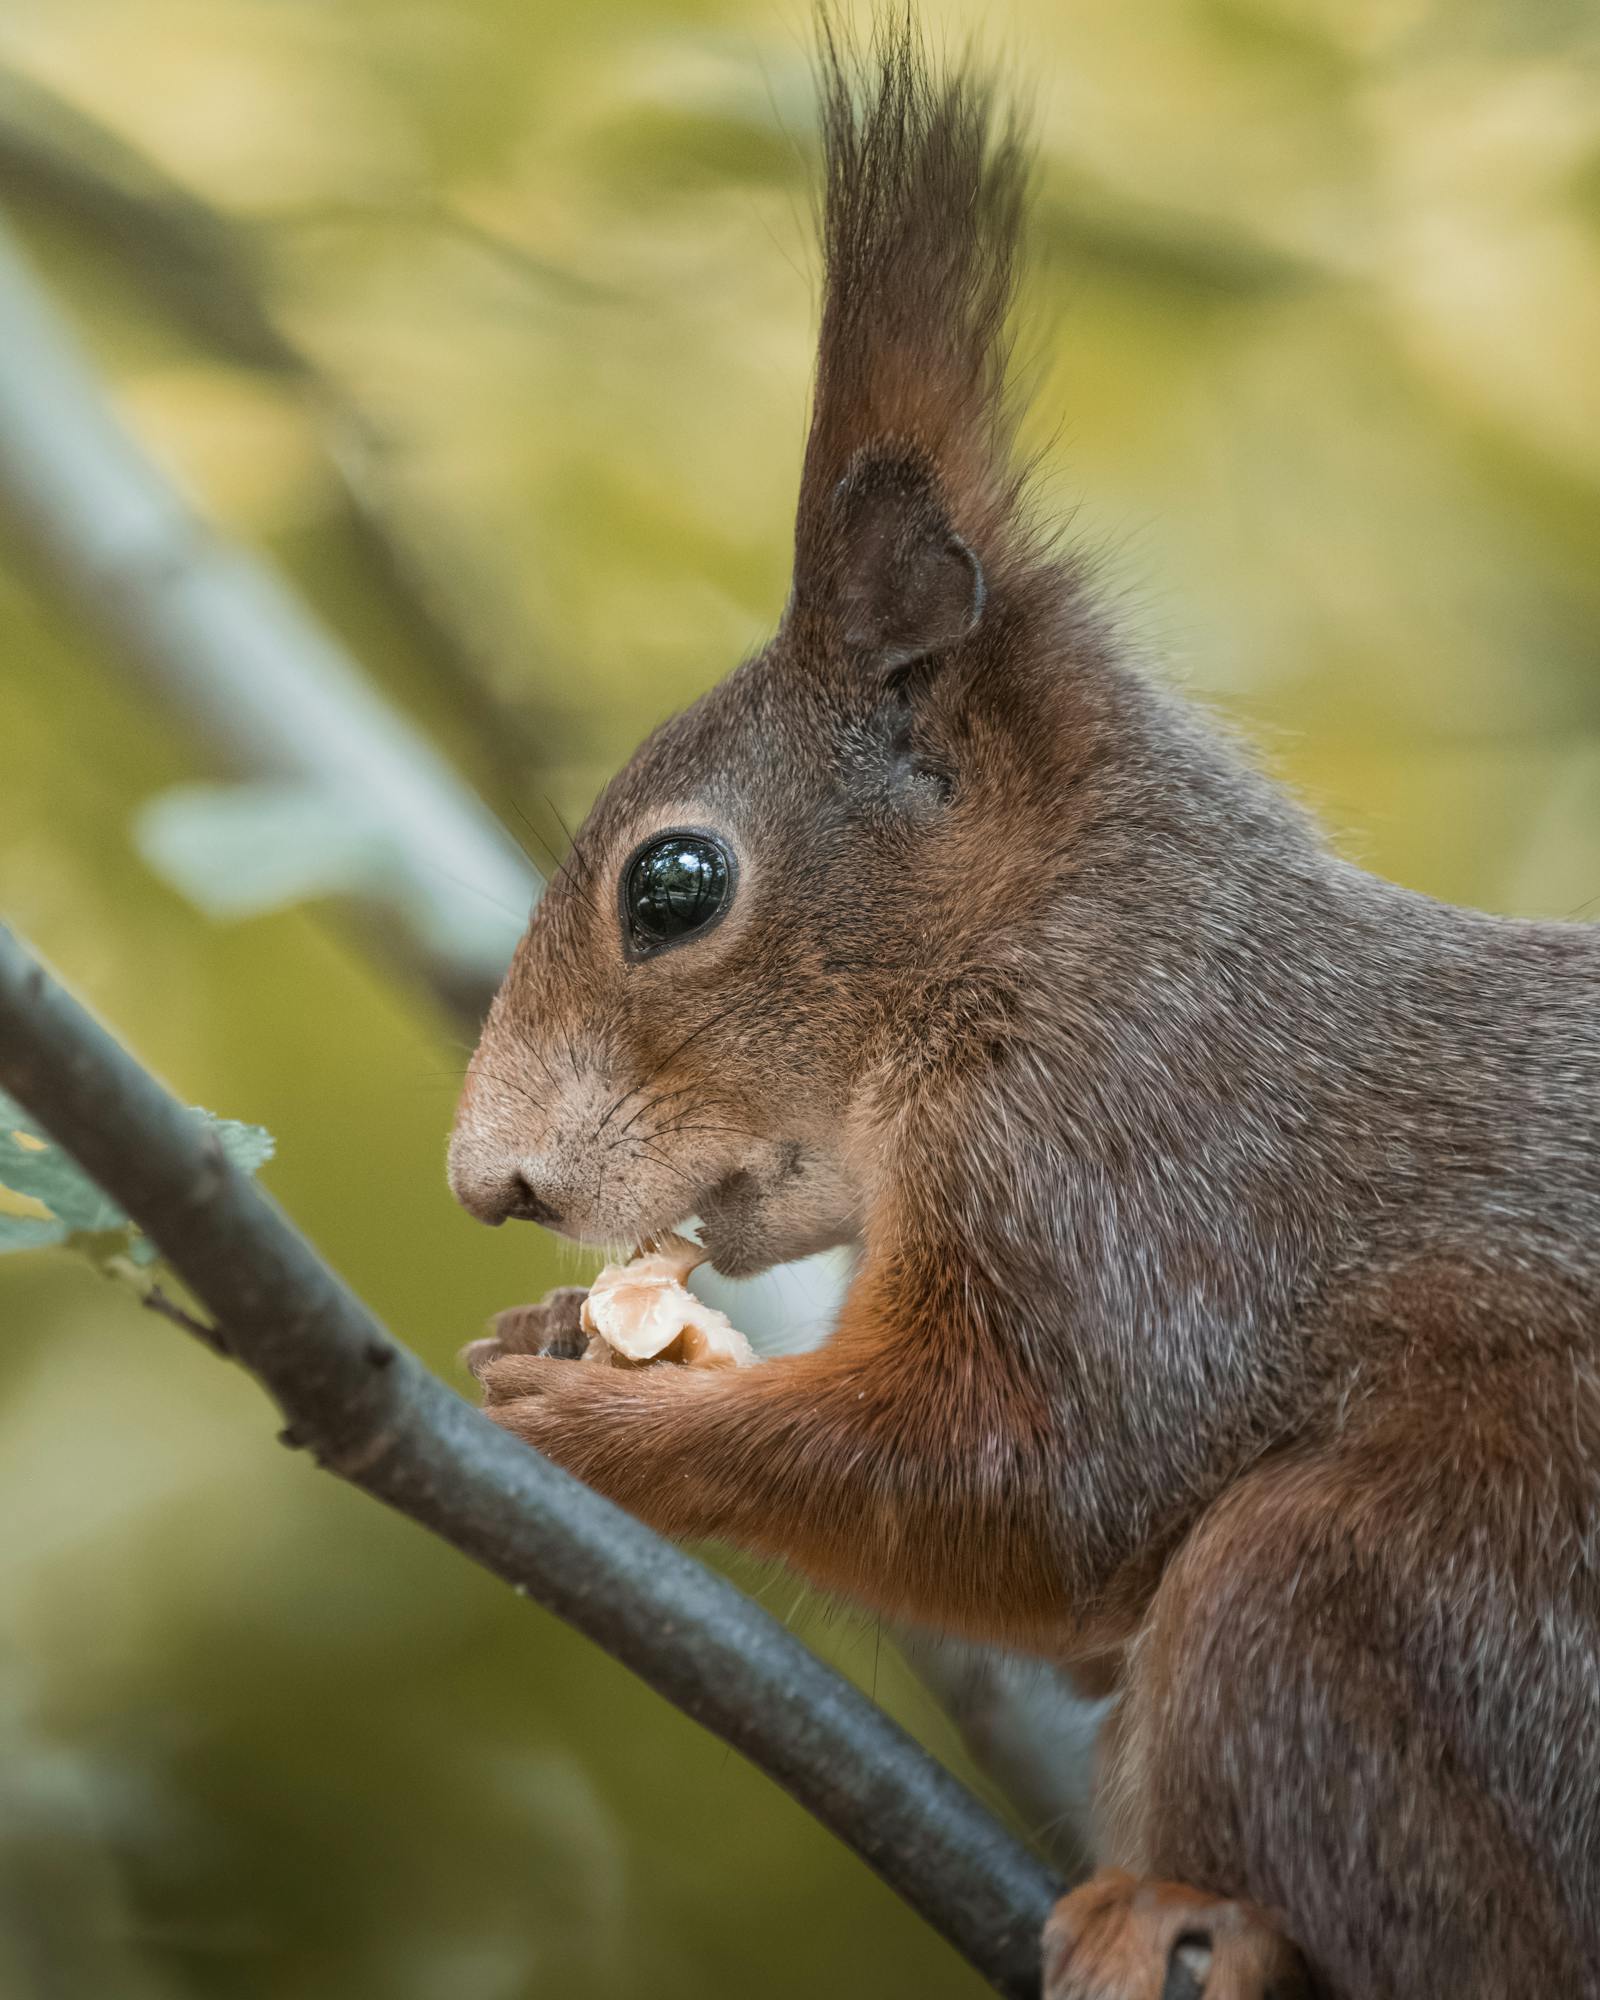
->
[451, 23, 1600, 1998]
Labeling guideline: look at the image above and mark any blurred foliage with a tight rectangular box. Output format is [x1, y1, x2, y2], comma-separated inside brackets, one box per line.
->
[0, 0, 1597, 1994]
[0, 1088, 273, 1266]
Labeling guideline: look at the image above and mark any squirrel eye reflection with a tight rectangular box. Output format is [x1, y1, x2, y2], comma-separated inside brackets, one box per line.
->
[623, 832, 734, 956]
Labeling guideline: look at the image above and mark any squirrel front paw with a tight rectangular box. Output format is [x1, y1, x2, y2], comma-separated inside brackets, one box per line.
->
[1043, 1870, 1308, 2000]
[461, 1286, 589, 1379]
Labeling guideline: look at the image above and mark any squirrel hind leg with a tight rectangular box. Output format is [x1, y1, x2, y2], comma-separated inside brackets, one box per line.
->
[1043, 1870, 1309, 2000]
[1099, 1413, 1595, 1998]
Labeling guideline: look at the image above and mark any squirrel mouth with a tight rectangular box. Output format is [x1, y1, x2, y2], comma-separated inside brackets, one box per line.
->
[628, 1172, 751, 1273]
[634, 1149, 842, 1280]
[630, 1171, 745, 1263]
[631, 1216, 707, 1260]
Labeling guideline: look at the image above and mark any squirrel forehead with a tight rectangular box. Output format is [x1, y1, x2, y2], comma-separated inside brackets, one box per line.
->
[584, 647, 877, 845]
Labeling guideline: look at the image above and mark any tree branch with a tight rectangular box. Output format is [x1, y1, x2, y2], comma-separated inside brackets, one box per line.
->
[0, 923, 1060, 1997]
[0, 63, 561, 800]
[0, 214, 537, 1004]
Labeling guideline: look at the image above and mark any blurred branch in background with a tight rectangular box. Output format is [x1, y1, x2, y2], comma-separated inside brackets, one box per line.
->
[0, 62, 557, 798]
[0, 67, 298, 367]
[0, 207, 535, 1024]
[897, 1637, 1107, 1873]
[0, 924, 1062, 2000]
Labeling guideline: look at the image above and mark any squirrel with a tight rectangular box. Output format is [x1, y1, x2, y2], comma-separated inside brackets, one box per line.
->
[448, 22, 1600, 2000]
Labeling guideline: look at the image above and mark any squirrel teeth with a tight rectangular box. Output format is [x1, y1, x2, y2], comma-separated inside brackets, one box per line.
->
[580, 1231, 757, 1370]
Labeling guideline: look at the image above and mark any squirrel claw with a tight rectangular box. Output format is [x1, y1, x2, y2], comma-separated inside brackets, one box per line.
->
[1043, 1869, 1309, 2000]
[461, 1287, 590, 1380]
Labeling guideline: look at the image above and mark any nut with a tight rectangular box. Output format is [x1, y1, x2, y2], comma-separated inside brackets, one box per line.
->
[580, 1233, 757, 1370]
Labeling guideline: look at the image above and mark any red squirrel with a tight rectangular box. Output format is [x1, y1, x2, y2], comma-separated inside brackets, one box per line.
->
[448, 24, 1600, 1999]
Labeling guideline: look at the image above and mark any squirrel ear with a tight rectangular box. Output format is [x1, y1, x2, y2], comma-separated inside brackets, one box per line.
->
[827, 452, 986, 671]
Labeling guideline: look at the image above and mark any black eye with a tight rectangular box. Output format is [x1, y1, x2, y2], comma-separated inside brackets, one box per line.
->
[623, 832, 734, 955]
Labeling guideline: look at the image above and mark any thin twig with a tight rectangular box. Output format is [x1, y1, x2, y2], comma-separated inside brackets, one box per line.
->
[141, 1281, 229, 1355]
[0, 924, 1060, 1998]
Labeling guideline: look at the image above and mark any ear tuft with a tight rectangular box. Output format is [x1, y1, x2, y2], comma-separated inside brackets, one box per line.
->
[791, 24, 1037, 615]
[831, 452, 986, 671]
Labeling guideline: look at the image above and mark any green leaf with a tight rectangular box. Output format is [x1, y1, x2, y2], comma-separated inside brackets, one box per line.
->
[135, 781, 397, 921]
[0, 1087, 274, 1270]
[197, 1110, 277, 1178]
[134, 779, 525, 970]
[0, 1208, 67, 1254]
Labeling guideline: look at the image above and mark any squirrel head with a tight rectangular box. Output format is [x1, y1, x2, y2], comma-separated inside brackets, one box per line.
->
[451, 25, 1073, 1276]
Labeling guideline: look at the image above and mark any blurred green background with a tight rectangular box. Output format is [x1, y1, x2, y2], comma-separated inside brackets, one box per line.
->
[1, 0, 1598, 1994]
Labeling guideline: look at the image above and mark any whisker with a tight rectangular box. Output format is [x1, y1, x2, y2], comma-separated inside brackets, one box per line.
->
[642, 1121, 760, 1144]
[507, 802, 563, 878]
[593, 997, 753, 1135]
[544, 796, 602, 897]
[628, 1144, 703, 1193]
[612, 1080, 702, 1141]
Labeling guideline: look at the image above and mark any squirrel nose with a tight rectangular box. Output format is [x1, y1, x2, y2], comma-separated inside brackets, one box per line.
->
[504, 1174, 563, 1228]
[457, 1166, 564, 1230]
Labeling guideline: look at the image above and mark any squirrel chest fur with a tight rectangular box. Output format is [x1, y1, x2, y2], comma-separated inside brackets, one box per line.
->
[449, 26, 1600, 2000]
